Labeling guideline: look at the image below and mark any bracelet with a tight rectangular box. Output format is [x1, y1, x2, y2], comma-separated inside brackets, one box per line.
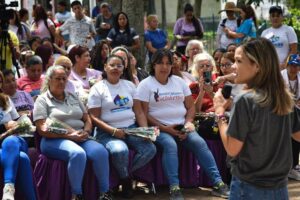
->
[112, 128, 117, 137]
[215, 114, 228, 124]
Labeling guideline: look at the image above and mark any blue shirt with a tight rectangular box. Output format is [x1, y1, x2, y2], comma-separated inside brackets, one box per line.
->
[145, 29, 167, 58]
[235, 18, 256, 44]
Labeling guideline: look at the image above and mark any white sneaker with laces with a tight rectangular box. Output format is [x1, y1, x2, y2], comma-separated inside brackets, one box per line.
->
[2, 183, 15, 200]
[288, 168, 300, 181]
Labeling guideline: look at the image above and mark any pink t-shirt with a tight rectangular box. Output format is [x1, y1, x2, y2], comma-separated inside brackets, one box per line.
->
[69, 68, 102, 89]
[30, 19, 54, 39]
[17, 76, 44, 97]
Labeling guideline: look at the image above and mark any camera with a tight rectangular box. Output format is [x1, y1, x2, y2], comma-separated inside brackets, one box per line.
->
[0, 1, 18, 22]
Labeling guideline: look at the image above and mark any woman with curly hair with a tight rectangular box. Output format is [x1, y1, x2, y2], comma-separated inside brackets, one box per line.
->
[90, 40, 111, 71]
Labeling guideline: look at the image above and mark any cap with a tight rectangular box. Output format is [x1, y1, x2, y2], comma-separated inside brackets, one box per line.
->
[287, 54, 300, 66]
[218, 2, 239, 14]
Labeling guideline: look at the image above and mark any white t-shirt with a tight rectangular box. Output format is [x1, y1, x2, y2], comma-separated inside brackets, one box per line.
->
[30, 19, 54, 40]
[261, 25, 298, 65]
[216, 18, 238, 49]
[0, 99, 19, 125]
[281, 69, 300, 100]
[88, 79, 136, 128]
[136, 76, 191, 125]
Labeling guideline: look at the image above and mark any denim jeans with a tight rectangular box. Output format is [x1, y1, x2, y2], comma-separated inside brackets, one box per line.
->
[230, 176, 289, 200]
[96, 124, 157, 179]
[155, 131, 222, 187]
[40, 138, 109, 194]
[1, 135, 36, 200]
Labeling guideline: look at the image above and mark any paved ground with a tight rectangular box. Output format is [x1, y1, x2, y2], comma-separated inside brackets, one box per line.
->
[114, 180, 300, 200]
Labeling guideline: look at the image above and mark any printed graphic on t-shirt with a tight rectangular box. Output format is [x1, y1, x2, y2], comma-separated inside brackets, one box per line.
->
[111, 94, 130, 112]
[269, 35, 283, 48]
[153, 88, 184, 102]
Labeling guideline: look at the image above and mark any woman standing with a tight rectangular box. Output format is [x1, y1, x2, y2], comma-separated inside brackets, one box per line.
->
[173, 3, 204, 55]
[137, 49, 229, 200]
[213, 38, 300, 199]
[88, 55, 156, 198]
[262, 6, 298, 69]
[0, 71, 37, 200]
[223, 4, 257, 44]
[33, 66, 111, 200]
[107, 12, 140, 52]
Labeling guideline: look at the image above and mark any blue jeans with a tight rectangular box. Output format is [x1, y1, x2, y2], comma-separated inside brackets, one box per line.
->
[230, 176, 289, 200]
[155, 131, 222, 187]
[1, 135, 36, 200]
[96, 125, 157, 179]
[40, 138, 109, 194]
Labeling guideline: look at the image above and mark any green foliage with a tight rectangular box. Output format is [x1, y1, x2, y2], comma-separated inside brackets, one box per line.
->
[284, 8, 300, 39]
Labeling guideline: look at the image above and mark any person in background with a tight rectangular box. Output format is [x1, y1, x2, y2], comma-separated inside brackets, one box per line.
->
[137, 49, 229, 200]
[212, 48, 226, 76]
[216, 2, 238, 49]
[55, 1, 72, 26]
[33, 65, 111, 200]
[0, 71, 37, 200]
[226, 43, 237, 54]
[88, 55, 156, 199]
[185, 39, 205, 71]
[56, 1, 96, 50]
[2, 69, 34, 116]
[173, 3, 204, 55]
[92, 0, 104, 19]
[90, 40, 111, 72]
[213, 37, 300, 200]
[54, 55, 84, 95]
[19, 8, 30, 32]
[128, 52, 149, 82]
[145, 14, 170, 60]
[28, 36, 41, 52]
[9, 9, 30, 42]
[223, 4, 257, 44]
[34, 45, 54, 72]
[95, 2, 114, 42]
[17, 55, 44, 99]
[30, 4, 56, 41]
[42, 38, 68, 60]
[107, 12, 140, 52]
[281, 54, 300, 181]
[261, 6, 298, 70]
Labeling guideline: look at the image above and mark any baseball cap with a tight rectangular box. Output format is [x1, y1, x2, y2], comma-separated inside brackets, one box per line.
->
[287, 54, 300, 66]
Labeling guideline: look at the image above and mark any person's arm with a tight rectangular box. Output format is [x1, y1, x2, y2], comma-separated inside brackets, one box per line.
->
[88, 107, 126, 139]
[224, 28, 244, 39]
[145, 41, 157, 54]
[129, 37, 140, 52]
[184, 95, 195, 123]
[81, 113, 93, 134]
[213, 89, 244, 157]
[133, 99, 147, 127]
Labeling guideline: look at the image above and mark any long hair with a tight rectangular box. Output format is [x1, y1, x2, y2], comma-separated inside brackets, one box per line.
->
[10, 9, 23, 36]
[0, 71, 9, 111]
[35, 45, 53, 72]
[238, 4, 257, 28]
[242, 38, 294, 115]
[33, 4, 48, 23]
[114, 12, 130, 34]
[184, 3, 202, 38]
[90, 40, 111, 71]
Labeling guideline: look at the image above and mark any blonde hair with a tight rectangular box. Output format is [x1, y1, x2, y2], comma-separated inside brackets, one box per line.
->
[242, 38, 294, 115]
[54, 55, 72, 66]
[146, 14, 158, 24]
[191, 52, 216, 79]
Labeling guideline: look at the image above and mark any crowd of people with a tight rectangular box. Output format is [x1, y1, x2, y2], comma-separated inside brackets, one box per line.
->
[0, 0, 299, 200]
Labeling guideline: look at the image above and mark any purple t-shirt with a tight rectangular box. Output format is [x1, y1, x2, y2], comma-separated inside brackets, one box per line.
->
[10, 90, 34, 112]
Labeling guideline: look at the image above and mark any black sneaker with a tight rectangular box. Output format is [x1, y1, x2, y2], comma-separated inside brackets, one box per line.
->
[212, 182, 230, 199]
[98, 192, 113, 200]
[75, 194, 84, 200]
[169, 186, 184, 200]
[121, 178, 134, 199]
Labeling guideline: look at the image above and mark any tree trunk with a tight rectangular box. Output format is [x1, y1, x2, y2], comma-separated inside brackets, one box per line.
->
[177, 0, 190, 19]
[122, 0, 146, 67]
[161, 0, 166, 31]
[106, 0, 122, 14]
[194, 0, 202, 18]
[147, 0, 156, 15]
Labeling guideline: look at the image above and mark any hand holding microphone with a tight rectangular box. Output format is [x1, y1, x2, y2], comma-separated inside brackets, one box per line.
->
[213, 85, 233, 115]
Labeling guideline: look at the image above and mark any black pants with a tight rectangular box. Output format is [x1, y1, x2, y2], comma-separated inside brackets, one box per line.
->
[292, 138, 300, 167]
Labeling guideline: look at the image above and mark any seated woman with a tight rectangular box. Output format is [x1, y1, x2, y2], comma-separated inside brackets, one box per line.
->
[17, 55, 44, 100]
[68, 46, 102, 90]
[136, 49, 229, 200]
[33, 66, 111, 200]
[88, 55, 156, 198]
[2, 70, 34, 116]
[0, 71, 37, 200]
[54, 55, 84, 95]
[185, 40, 205, 71]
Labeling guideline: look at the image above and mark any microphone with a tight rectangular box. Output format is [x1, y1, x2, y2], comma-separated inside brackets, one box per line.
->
[222, 85, 232, 99]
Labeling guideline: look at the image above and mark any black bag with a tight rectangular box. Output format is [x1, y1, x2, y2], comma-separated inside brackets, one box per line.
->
[195, 113, 221, 140]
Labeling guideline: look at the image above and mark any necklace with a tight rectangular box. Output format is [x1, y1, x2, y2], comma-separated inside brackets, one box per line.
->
[288, 78, 298, 98]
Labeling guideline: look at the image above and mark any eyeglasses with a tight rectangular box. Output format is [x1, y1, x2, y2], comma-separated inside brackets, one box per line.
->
[220, 63, 232, 68]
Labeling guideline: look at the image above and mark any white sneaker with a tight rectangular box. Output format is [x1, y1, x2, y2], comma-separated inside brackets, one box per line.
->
[2, 183, 15, 200]
[288, 168, 300, 181]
